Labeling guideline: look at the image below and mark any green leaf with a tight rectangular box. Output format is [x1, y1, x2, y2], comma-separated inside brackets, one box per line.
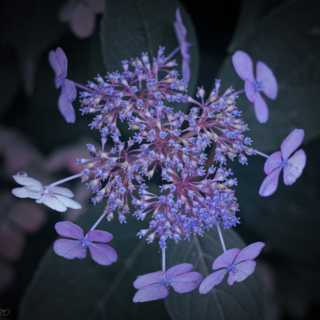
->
[101, 0, 199, 112]
[165, 227, 266, 320]
[19, 203, 170, 320]
[217, 0, 320, 152]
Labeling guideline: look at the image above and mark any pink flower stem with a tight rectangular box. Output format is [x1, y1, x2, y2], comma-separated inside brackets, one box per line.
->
[164, 46, 181, 63]
[162, 248, 166, 273]
[234, 88, 245, 95]
[255, 150, 269, 158]
[47, 173, 82, 189]
[90, 210, 108, 231]
[217, 224, 226, 252]
[74, 82, 93, 91]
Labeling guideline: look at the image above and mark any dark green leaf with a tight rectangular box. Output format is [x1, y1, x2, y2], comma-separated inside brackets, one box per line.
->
[217, 0, 320, 151]
[165, 227, 266, 320]
[101, 0, 199, 112]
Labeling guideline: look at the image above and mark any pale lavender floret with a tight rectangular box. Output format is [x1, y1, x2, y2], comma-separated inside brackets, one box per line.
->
[174, 8, 191, 84]
[259, 129, 306, 197]
[232, 50, 278, 123]
[11, 172, 81, 212]
[133, 263, 202, 303]
[199, 242, 265, 294]
[54, 221, 117, 265]
[49, 47, 77, 123]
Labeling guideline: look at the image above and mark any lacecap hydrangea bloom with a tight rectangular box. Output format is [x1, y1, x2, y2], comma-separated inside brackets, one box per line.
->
[11, 7, 306, 302]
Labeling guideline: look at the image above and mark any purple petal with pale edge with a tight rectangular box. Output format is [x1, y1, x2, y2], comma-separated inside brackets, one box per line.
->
[264, 151, 282, 174]
[50, 186, 74, 198]
[58, 89, 76, 123]
[12, 174, 42, 188]
[55, 221, 84, 239]
[88, 243, 117, 266]
[64, 79, 77, 102]
[182, 58, 190, 84]
[55, 47, 68, 79]
[245, 79, 255, 102]
[259, 167, 281, 197]
[54, 239, 86, 260]
[212, 248, 240, 269]
[133, 284, 168, 303]
[48, 50, 61, 79]
[227, 261, 256, 285]
[12, 186, 42, 199]
[133, 271, 164, 289]
[171, 272, 203, 293]
[256, 61, 278, 100]
[254, 91, 269, 123]
[281, 129, 305, 160]
[53, 194, 82, 210]
[283, 149, 306, 185]
[234, 242, 265, 264]
[232, 51, 254, 82]
[174, 21, 186, 47]
[166, 263, 193, 279]
[36, 194, 67, 212]
[86, 230, 113, 243]
[199, 269, 227, 294]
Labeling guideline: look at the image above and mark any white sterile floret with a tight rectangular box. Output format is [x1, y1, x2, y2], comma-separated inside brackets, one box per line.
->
[12, 172, 81, 212]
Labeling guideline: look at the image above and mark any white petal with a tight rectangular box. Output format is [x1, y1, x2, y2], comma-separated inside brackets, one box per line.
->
[54, 194, 82, 210]
[12, 174, 42, 188]
[50, 186, 74, 198]
[36, 194, 67, 212]
[12, 186, 42, 199]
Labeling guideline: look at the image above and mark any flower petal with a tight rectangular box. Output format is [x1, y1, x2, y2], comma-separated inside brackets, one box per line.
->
[50, 186, 74, 198]
[256, 61, 278, 100]
[58, 89, 76, 123]
[283, 149, 306, 185]
[12, 173, 42, 188]
[254, 91, 269, 123]
[234, 242, 265, 264]
[36, 194, 67, 212]
[227, 261, 256, 285]
[88, 0, 105, 14]
[55, 47, 68, 79]
[70, 4, 96, 39]
[133, 284, 168, 303]
[54, 239, 86, 260]
[174, 8, 187, 42]
[133, 271, 164, 289]
[55, 221, 84, 239]
[53, 194, 82, 210]
[264, 151, 282, 174]
[12, 186, 42, 199]
[199, 269, 227, 294]
[182, 58, 191, 84]
[48, 50, 62, 79]
[232, 51, 254, 83]
[88, 243, 117, 265]
[171, 272, 203, 293]
[64, 79, 77, 102]
[281, 129, 305, 160]
[245, 79, 255, 102]
[212, 248, 240, 270]
[166, 263, 193, 279]
[259, 167, 281, 197]
[86, 230, 113, 243]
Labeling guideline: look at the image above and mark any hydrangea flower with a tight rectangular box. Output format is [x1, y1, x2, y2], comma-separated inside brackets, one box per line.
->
[49, 47, 77, 123]
[259, 129, 306, 197]
[11, 172, 81, 212]
[54, 221, 117, 265]
[199, 242, 265, 294]
[133, 263, 202, 302]
[232, 50, 278, 123]
[174, 8, 191, 84]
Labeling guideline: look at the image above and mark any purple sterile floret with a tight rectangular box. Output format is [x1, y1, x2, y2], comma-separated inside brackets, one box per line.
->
[53, 221, 117, 265]
[133, 263, 202, 303]
[49, 47, 77, 123]
[199, 242, 264, 294]
[232, 50, 278, 124]
[174, 8, 191, 84]
[259, 129, 306, 197]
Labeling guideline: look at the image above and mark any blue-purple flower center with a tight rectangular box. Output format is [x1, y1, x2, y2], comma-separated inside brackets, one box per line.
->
[254, 79, 263, 92]
[159, 278, 172, 286]
[280, 159, 289, 169]
[227, 263, 238, 274]
[78, 237, 92, 248]
[55, 76, 65, 88]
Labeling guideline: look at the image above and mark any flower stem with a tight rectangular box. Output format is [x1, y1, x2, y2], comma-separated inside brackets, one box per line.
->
[162, 248, 166, 273]
[255, 150, 269, 158]
[47, 173, 82, 189]
[164, 46, 181, 63]
[234, 88, 245, 95]
[74, 82, 93, 91]
[217, 224, 226, 252]
[90, 210, 108, 231]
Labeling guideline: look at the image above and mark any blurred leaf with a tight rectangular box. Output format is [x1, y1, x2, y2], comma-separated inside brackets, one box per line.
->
[101, 0, 199, 112]
[4, 0, 68, 95]
[19, 203, 170, 320]
[165, 227, 266, 320]
[217, 0, 320, 152]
